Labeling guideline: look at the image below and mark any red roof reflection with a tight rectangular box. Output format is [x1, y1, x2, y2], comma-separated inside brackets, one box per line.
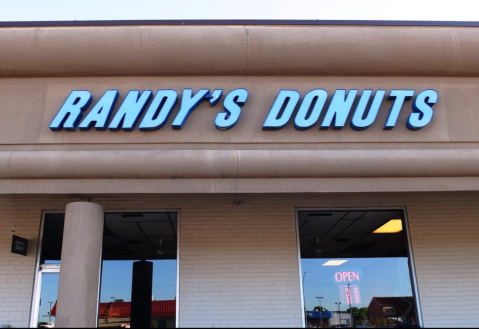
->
[50, 300, 176, 318]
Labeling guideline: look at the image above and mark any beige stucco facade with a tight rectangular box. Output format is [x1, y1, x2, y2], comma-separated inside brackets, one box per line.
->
[1, 24, 479, 328]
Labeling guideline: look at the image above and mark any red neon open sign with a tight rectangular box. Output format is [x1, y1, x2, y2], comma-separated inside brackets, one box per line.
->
[334, 271, 360, 283]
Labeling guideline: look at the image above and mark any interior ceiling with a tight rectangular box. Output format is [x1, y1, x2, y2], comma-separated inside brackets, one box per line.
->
[103, 212, 178, 261]
[298, 210, 407, 259]
[41, 213, 65, 263]
[43, 210, 404, 262]
[42, 212, 178, 263]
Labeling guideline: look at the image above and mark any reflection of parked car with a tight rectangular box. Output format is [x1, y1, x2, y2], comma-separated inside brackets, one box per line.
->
[38, 322, 54, 328]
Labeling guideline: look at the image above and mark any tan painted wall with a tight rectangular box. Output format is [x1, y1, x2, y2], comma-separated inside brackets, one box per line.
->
[0, 75, 478, 194]
[0, 25, 479, 193]
[1, 26, 479, 77]
[1, 194, 479, 328]
[0, 76, 478, 146]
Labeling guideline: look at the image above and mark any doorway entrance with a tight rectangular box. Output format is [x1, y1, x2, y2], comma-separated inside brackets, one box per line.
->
[30, 213, 63, 328]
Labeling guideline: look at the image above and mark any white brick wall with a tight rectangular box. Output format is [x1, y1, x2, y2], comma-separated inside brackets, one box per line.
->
[178, 199, 301, 328]
[1, 194, 479, 328]
[0, 197, 77, 328]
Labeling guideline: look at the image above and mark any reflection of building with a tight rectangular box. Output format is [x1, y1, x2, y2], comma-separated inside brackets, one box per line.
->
[331, 311, 351, 327]
[304, 310, 352, 328]
[51, 300, 176, 328]
[368, 297, 416, 325]
[305, 310, 333, 327]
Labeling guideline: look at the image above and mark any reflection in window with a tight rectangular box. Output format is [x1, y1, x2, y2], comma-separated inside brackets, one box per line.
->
[35, 213, 64, 328]
[299, 210, 418, 328]
[37, 273, 59, 328]
[98, 212, 178, 328]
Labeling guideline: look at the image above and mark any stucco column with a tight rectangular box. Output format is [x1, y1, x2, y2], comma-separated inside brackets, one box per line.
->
[55, 201, 104, 328]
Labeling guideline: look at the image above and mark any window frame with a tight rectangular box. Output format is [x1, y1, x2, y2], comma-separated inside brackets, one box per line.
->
[294, 206, 423, 328]
[30, 209, 181, 328]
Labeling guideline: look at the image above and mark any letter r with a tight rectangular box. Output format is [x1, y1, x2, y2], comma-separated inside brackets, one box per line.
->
[49, 90, 92, 131]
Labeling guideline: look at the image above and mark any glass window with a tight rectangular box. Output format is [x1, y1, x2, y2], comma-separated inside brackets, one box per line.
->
[298, 209, 419, 328]
[98, 212, 178, 328]
[32, 213, 64, 328]
[36, 273, 59, 328]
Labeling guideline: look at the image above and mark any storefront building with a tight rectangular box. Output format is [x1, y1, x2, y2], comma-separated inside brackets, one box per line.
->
[1, 22, 479, 328]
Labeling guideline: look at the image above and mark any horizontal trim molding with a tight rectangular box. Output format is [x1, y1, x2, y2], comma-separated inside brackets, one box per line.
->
[2, 177, 479, 194]
[2, 25, 479, 77]
[1, 149, 479, 179]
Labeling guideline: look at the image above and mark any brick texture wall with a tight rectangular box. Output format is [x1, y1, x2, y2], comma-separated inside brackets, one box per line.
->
[0, 193, 478, 327]
[0, 197, 77, 328]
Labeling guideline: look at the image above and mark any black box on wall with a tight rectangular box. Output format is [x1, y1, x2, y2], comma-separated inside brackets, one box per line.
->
[11, 234, 28, 256]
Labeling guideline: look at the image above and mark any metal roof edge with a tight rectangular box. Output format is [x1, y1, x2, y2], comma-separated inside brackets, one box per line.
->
[1, 19, 479, 27]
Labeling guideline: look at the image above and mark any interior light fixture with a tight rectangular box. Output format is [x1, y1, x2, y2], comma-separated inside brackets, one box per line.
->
[373, 219, 403, 233]
[307, 213, 333, 217]
[322, 260, 348, 266]
[121, 213, 144, 218]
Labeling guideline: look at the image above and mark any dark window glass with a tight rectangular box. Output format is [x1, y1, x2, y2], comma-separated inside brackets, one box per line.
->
[40, 214, 64, 264]
[299, 210, 419, 328]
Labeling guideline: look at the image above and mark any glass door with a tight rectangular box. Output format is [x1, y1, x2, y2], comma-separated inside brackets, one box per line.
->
[31, 213, 64, 327]
[32, 266, 60, 328]
[37, 271, 59, 328]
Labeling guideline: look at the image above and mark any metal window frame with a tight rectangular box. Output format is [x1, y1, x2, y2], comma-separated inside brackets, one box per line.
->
[294, 206, 423, 328]
[30, 208, 181, 328]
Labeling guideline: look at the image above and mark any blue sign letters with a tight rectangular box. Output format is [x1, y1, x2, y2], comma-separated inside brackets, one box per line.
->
[49, 88, 438, 131]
